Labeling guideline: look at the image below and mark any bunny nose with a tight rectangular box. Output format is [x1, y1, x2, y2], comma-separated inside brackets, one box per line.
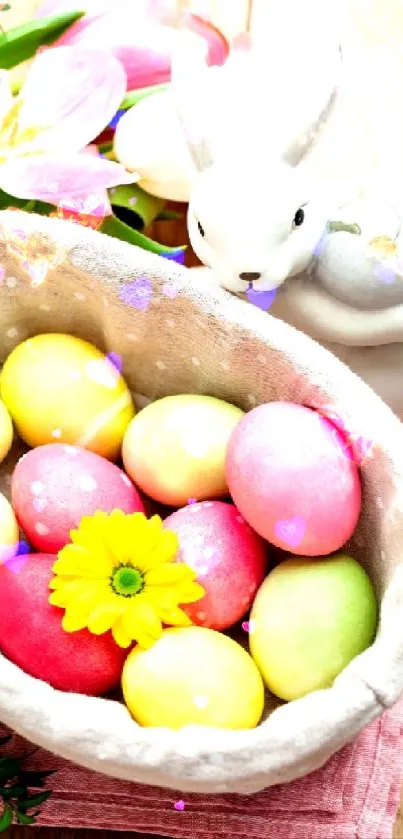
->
[239, 272, 261, 283]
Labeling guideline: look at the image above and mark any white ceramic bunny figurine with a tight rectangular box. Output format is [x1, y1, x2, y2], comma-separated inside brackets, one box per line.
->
[170, 14, 343, 295]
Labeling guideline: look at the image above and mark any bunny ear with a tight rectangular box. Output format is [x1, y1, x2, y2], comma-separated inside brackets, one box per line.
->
[170, 33, 216, 172]
[281, 43, 342, 167]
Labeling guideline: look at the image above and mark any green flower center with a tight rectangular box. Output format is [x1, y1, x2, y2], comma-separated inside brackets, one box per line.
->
[111, 564, 144, 598]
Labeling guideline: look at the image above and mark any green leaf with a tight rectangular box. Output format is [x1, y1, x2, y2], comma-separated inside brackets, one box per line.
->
[18, 769, 55, 786]
[16, 811, 36, 825]
[0, 189, 54, 215]
[0, 785, 27, 800]
[120, 82, 169, 110]
[0, 803, 12, 832]
[18, 790, 52, 809]
[108, 184, 165, 228]
[0, 758, 20, 782]
[0, 10, 85, 70]
[100, 213, 186, 256]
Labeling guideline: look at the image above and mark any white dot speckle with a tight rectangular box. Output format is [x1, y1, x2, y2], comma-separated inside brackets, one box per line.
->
[78, 475, 98, 493]
[247, 394, 257, 405]
[196, 611, 207, 621]
[126, 333, 138, 341]
[6, 327, 18, 338]
[203, 547, 215, 560]
[381, 549, 386, 561]
[64, 446, 78, 456]
[121, 473, 132, 487]
[219, 360, 230, 371]
[191, 356, 201, 366]
[31, 481, 44, 496]
[39, 303, 51, 312]
[183, 437, 209, 458]
[52, 428, 62, 438]
[376, 497, 384, 509]
[35, 522, 49, 536]
[156, 360, 166, 371]
[203, 501, 213, 508]
[257, 354, 266, 364]
[193, 695, 209, 709]
[166, 319, 175, 328]
[248, 619, 257, 634]
[197, 564, 209, 576]
[5, 276, 17, 288]
[74, 292, 86, 302]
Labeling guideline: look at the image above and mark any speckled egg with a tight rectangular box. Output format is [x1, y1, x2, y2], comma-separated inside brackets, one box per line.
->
[122, 626, 264, 729]
[0, 492, 19, 566]
[164, 501, 268, 630]
[0, 399, 13, 464]
[0, 553, 127, 695]
[12, 443, 145, 553]
[0, 334, 134, 460]
[226, 402, 362, 556]
[122, 394, 244, 506]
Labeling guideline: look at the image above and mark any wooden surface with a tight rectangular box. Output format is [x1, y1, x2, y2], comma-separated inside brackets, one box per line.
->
[8, 831, 171, 838]
[395, 801, 403, 838]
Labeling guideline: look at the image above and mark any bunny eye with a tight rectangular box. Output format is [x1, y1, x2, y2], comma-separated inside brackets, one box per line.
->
[293, 208, 305, 228]
[197, 220, 205, 238]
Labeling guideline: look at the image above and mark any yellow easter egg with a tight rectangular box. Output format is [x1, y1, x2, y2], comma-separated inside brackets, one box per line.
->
[0, 399, 13, 464]
[122, 626, 264, 729]
[0, 492, 19, 566]
[122, 394, 244, 505]
[0, 334, 134, 460]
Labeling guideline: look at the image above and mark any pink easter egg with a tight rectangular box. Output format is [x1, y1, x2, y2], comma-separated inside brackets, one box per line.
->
[12, 443, 145, 553]
[226, 402, 362, 556]
[164, 500, 268, 630]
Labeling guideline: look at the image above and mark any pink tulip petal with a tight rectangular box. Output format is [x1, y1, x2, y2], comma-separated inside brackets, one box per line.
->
[182, 14, 229, 66]
[17, 46, 127, 154]
[56, 145, 113, 217]
[36, 1, 229, 91]
[0, 153, 137, 202]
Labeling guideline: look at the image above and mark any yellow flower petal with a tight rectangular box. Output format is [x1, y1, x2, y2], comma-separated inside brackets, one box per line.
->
[112, 618, 133, 649]
[156, 605, 193, 627]
[177, 581, 206, 604]
[87, 597, 125, 635]
[53, 548, 111, 579]
[142, 528, 179, 570]
[62, 610, 89, 633]
[122, 596, 162, 647]
[145, 587, 183, 610]
[49, 579, 109, 611]
[126, 514, 165, 569]
[145, 563, 195, 586]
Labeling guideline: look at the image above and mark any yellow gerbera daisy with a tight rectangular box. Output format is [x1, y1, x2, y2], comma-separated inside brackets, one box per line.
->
[48, 510, 205, 650]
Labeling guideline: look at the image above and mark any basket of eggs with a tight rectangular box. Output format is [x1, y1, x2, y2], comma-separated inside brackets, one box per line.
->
[0, 207, 403, 795]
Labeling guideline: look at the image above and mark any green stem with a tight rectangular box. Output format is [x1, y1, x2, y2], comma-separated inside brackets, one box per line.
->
[120, 82, 169, 111]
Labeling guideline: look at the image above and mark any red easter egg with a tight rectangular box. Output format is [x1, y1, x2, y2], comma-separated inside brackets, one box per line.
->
[12, 443, 145, 553]
[164, 501, 268, 630]
[226, 402, 362, 556]
[0, 553, 126, 694]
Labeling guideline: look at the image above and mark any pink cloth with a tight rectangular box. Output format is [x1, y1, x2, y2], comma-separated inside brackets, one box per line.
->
[2, 702, 403, 838]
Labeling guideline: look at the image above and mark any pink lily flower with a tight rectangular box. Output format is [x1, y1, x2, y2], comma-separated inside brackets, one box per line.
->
[36, 0, 229, 90]
[51, 145, 112, 230]
[0, 44, 137, 203]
